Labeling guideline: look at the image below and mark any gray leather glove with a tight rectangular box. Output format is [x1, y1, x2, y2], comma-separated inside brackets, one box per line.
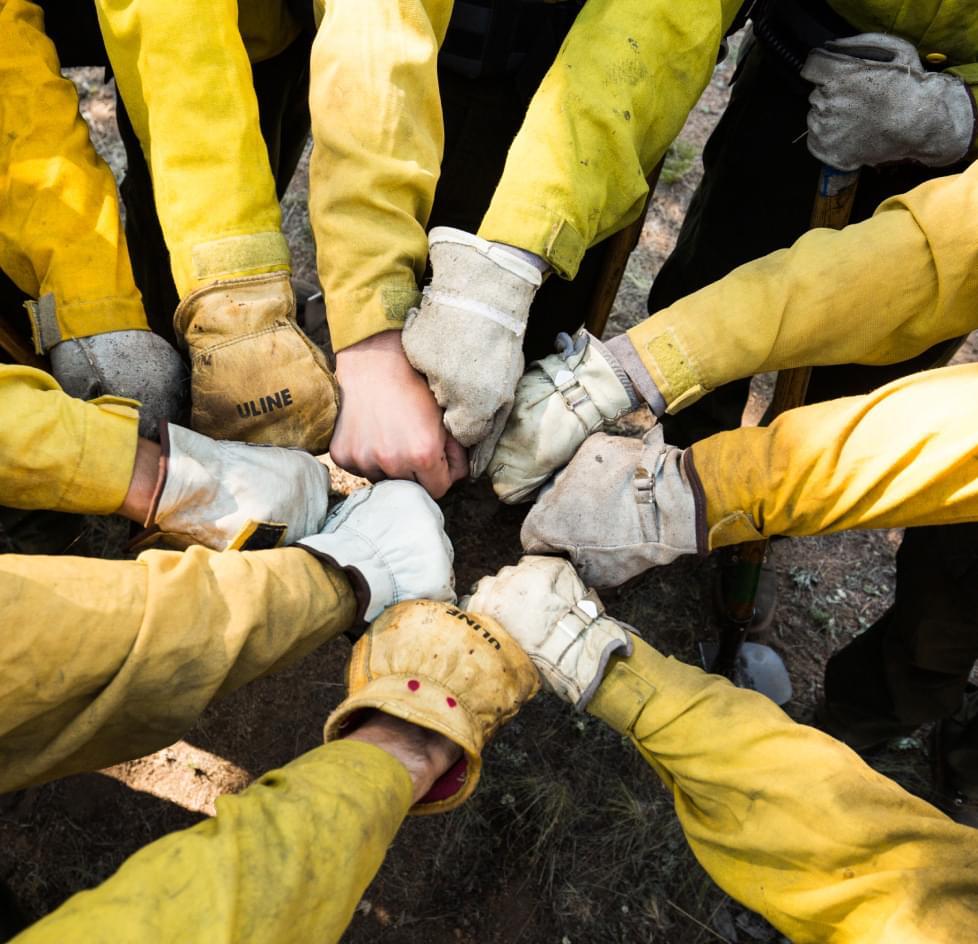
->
[801, 34, 976, 171]
[487, 329, 637, 504]
[462, 556, 633, 710]
[49, 329, 186, 441]
[145, 422, 331, 551]
[402, 228, 542, 471]
[300, 480, 455, 622]
[521, 426, 702, 588]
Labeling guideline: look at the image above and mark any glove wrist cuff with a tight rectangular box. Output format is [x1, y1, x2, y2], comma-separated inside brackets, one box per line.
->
[324, 675, 483, 814]
[298, 534, 389, 624]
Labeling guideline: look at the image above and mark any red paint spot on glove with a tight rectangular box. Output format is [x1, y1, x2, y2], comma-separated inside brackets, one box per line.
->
[407, 679, 421, 692]
[446, 697, 457, 708]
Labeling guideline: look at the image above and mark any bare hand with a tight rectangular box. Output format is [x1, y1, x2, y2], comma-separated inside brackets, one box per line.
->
[330, 331, 468, 498]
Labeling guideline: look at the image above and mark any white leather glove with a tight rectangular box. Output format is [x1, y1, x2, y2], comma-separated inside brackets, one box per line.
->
[299, 480, 455, 622]
[145, 422, 331, 550]
[487, 329, 638, 504]
[462, 556, 633, 710]
[49, 329, 187, 441]
[521, 426, 701, 588]
[801, 34, 976, 170]
[402, 228, 543, 471]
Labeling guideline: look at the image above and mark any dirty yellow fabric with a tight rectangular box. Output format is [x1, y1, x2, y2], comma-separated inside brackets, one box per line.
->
[690, 363, 978, 549]
[628, 165, 978, 413]
[589, 637, 978, 944]
[479, 0, 742, 278]
[94, 0, 290, 296]
[13, 740, 411, 944]
[0, 365, 138, 514]
[0, 545, 356, 793]
[0, 0, 147, 342]
[309, 0, 452, 350]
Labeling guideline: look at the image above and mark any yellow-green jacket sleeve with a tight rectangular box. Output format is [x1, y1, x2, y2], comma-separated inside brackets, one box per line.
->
[309, 0, 452, 350]
[0, 546, 356, 793]
[479, 0, 743, 278]
[0, 365, 138, 514]
[689, 362, 978, 549]
[0, 0, 148, 346]
[588, 637, 978, 944]
[629, 161, 978, 414]
[13, 740, 412, 944]
[94, 0, 291, 296]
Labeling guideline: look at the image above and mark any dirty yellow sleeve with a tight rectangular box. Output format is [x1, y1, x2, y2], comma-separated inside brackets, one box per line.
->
[308, 0, 453, 350]
[589, 637, 978, 944]
[479, 0, 743, 278]
[0, 546, 356, 793]
[0, 365, 138, 514]
[13, 741, 411, 944]
[0, 0, 147, 343]
[628, 163, 978, 414]
[95, 0, 290, 295]
[689, 362, 978, 548]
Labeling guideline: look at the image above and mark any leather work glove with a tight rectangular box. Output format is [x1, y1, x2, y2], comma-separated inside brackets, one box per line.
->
[462, 556, 633, 711]
[140, 422, 331, 551]
[522, 426, 702, 588]
[299, 480, 455, 623]
[174, 272, 339, 453]
[487, 328, 638, 504]
[801, 34, 977, 171]
[401, 228, 543, 472]
[49, 330, 186, 441]
[324, 599, 539, 813]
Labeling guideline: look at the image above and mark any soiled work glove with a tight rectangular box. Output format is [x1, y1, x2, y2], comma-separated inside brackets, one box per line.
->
[522, 427, 702, 588]
[801, 34, 977, 171]
[49, 329, 186, 441]
[300, 480, 455, 622]
[462, 556, 633, 710]
[487, 329, 638, 504]
[402, 228, 543, 470]
[142, 422, 331, 551]
[174, 272, 339, 452]
[324, 599, 539, 813]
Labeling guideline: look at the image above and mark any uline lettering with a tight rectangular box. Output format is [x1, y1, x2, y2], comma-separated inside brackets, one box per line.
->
[448, 606, 501, 650]
[235, 388, 294, 419]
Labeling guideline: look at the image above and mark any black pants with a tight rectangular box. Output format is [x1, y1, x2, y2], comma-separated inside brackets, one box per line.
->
[646, 36, 978, 775]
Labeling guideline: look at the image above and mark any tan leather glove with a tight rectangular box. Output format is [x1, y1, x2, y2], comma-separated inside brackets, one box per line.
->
[174, 272, 338, 452]
[324, 600, 539, 813]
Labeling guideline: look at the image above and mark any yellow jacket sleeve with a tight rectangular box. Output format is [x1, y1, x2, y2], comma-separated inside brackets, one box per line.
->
[309, 0, 452, 350]
[479, 0, 742, 278]
[13, 740, 411, 944]
[0, 545, 356, 793]
[689, 362, 978, 549]
[627, 164, 978, 414]
[0, 0, 148, 348]
[0, 365, 138, 514]
[94, 0, 290, 296]
[588, 637, 978, 944]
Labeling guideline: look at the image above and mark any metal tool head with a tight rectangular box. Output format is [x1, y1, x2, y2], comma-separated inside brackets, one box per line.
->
[699, 640, 793, 706]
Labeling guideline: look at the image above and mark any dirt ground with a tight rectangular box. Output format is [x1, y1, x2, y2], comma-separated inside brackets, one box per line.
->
[2, 39, 973, 944]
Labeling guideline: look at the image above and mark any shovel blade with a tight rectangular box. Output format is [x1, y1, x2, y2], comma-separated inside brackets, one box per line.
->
[699, 640, 793, 706]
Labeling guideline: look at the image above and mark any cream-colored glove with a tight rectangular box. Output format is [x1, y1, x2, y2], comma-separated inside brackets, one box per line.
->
[487, 329, 637, 503]
[145, 422, 331, 551]
[402, 228, 542, 465]
[174, 272, 338, 452]
[324, 599, 539, 813]
[802, 34, 976, 171]
[299, 480, 455, 622]
[462, 556, 633, 710]
[49, 329, 186, 441]
[521, 427, 702, 588]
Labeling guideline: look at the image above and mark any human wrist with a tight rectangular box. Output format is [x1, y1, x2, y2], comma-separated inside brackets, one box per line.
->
[117, 438, 164, 524]
[343, 710, 461, 804]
